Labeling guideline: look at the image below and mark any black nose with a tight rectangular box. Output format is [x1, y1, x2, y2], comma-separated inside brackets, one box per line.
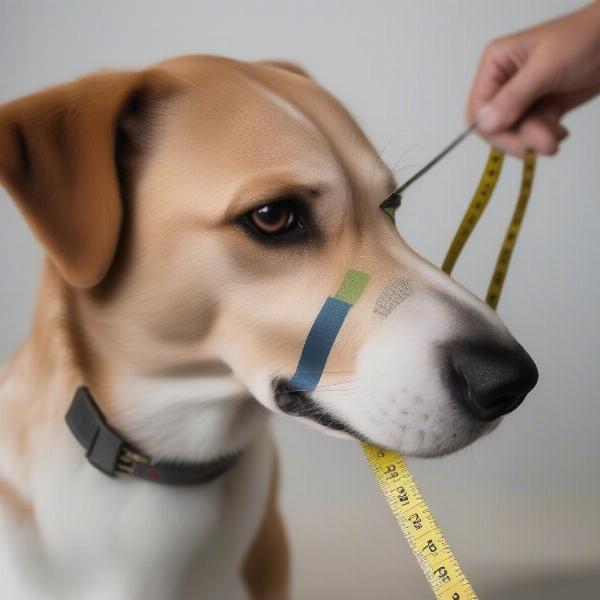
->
[448, 340, 538, 422]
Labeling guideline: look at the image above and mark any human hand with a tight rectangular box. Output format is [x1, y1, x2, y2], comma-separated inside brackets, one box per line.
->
[467, 1, 600, 157]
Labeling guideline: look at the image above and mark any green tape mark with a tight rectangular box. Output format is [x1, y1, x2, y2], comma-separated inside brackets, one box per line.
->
[333, 269, 370, 305]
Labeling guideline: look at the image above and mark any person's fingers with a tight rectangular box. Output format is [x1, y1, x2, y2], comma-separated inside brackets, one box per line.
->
[518, 116, 567, 155]
[486, 131, 529, 158]
[477, 55, 553, 135]
[549, 121, 569, 141]
[532, 102, 570, 141]
[482, 110, 568, 158]
[466, 39, 519, 122]
[520, 101, 570, 153]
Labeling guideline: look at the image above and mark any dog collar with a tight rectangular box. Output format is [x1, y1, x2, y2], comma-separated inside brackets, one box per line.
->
[65, 386, 241, 485]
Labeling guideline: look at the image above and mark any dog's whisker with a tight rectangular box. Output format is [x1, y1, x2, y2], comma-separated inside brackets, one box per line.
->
[392, 162, 419, 176]
[378, 133, 405, 160]
[273, 370, 356, 374]
[319, 370, 356, 375]
[273, 388, 355, 396]
[317, 379, 359, 388]
[278, 377, 360, 389]
[389, 142, 420, 173]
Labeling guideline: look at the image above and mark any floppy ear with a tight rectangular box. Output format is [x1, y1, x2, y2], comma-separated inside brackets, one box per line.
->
[0, 69, 174, 287]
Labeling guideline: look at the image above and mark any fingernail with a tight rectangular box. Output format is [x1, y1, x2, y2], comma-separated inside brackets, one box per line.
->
[477, 104, 503, 133]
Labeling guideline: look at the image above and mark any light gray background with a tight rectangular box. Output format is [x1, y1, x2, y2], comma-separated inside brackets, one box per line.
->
[1, 1, 598, 598]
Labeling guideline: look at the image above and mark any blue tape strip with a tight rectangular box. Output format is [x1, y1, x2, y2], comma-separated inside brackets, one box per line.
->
[289, 297, 351, 393]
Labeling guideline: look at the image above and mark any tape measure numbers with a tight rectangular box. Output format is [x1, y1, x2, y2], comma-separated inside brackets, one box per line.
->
[362, 148, 536, 600]
[362, 446, 477, 600]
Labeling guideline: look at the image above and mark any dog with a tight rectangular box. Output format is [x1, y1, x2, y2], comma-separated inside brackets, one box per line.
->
[0, 55, 538, 600]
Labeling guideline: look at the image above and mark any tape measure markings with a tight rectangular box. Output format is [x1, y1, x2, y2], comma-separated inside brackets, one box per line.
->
[441, 148, 505, 276]
[362, 445, 478, 600]
[486, 153, 536, 309]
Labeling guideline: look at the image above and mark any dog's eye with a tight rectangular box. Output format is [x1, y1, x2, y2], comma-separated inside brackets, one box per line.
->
[246, 200, 303, 237]
[380, 190, 401, 223]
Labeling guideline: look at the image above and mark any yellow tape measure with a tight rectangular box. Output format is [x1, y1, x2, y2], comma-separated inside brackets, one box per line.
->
[362, 148, 537, 599]
[486, 152, 536, 309]
[441, 148, 505, 277]
[362, 446, 477, 600]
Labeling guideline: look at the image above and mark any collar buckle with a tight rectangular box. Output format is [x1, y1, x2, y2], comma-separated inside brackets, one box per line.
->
[117, 446, 151, 475]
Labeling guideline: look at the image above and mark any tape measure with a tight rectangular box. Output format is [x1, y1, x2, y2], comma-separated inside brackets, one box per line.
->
[362, 148, 537, 599]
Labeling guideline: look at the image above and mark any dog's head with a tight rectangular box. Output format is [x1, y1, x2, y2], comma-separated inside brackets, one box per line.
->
[0, 55, 537, 457]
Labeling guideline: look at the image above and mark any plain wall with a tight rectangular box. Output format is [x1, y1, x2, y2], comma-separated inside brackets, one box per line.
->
[1, 1, 598, 598]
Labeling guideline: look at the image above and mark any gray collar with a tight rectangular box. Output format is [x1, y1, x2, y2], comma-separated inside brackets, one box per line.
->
[66, 386, 241, 485]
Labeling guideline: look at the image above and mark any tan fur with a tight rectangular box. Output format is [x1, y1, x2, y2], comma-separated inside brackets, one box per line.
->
[0, 264, 76, 466]
[0, 478, 33, 522]
[243, 454, 289, 600]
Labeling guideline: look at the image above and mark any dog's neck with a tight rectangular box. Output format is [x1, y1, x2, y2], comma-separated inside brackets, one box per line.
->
[1, 263, 269, 487]
[111, 369, 268, 463]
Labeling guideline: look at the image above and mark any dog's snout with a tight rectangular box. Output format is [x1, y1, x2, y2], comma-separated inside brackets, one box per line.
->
[447, 340, 538, 422]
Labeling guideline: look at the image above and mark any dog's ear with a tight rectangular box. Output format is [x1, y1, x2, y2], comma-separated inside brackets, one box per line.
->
[0, 69, 174, 288]
[258, 60, 312, 79]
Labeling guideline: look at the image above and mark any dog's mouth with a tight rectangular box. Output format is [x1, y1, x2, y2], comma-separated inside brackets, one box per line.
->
[272, 378, 365, 440]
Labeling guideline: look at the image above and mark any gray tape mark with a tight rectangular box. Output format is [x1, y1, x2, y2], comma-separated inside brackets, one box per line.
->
[373, 278, 414, 317]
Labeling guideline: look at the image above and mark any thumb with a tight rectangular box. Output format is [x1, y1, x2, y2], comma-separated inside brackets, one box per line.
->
[478, 58, 552, 134]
